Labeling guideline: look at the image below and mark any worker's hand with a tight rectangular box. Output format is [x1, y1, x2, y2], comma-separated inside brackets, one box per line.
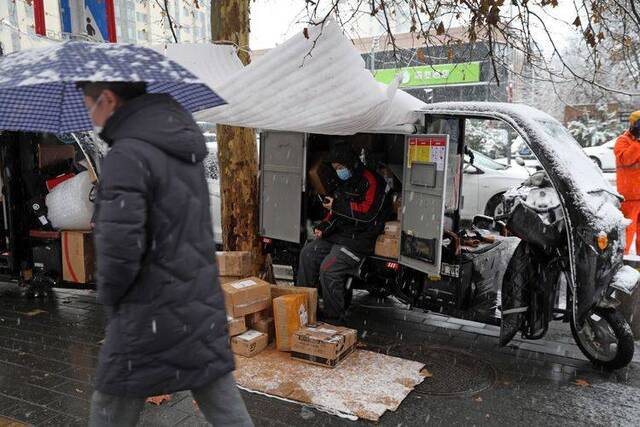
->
[314, 229, 323, 238]
[322, 196, 334, 210]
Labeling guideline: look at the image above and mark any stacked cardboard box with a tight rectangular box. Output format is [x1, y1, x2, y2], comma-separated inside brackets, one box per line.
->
[227, 315, 247, 337]
[291, 323, 358, 368]
[222, 277, 272, 357]
[374, 221, 401, 259]
[222, 277, 271, 318]
[217, 251, 252, 284]
[270, 284, 318, 324]
[273, 294, 308, 351]
[231, 330, 268, 357]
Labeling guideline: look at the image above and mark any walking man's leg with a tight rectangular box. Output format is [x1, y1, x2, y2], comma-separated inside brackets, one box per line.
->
[89, 391, 145, 427]
[191, 372, 253, 426]
[319, 246, 362, 320]
[297, 239, 333, 287]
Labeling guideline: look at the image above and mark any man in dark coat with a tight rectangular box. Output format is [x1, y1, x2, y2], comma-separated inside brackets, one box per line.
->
[78, 81, 252, 426]
[297, 142, 388, 322]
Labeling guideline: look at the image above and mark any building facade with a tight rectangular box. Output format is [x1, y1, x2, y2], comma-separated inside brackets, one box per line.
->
[353, 30, 512, 104]
[0, 0, 63, 54]
[0, 0, 211, 56]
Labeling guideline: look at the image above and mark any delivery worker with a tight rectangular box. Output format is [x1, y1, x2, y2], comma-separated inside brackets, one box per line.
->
[297, 141, 388, 323]
[78, 82, 253, 426]
[615, 110, 640, 254]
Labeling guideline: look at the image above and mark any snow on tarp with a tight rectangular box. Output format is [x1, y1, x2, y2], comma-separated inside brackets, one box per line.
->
[421, 102, 626, 232]
[152, 43, 243, 89]
[185, 21, 423, 134]
[234, 347, 428, 421]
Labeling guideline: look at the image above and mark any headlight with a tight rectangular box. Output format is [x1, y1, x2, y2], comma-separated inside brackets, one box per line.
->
[597, 231, 609, 251]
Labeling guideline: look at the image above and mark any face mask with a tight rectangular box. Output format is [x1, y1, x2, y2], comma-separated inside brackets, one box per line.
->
[336, 168, 352, 181]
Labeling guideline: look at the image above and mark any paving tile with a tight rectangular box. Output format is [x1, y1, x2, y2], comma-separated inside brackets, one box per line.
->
[46, 395, 91, 419]
[1, 401, 58, 425]
[52, 380, 93, 401]
[139, 404, 192, 427]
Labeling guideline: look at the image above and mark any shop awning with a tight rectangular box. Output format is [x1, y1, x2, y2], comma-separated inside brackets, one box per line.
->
[159, 21, 425, 135]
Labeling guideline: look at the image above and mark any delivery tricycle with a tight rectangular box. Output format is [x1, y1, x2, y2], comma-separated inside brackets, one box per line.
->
[258, 102, 639, 370]
[0, 131, 103, 296]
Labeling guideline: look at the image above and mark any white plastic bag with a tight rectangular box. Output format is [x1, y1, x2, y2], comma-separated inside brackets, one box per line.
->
[45, 171, 94, 230]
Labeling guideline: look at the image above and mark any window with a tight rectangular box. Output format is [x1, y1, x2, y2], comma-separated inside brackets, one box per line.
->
[127, 27, 136, 40]
[137, 29, 148, 41]
[136, 12, 147, 23]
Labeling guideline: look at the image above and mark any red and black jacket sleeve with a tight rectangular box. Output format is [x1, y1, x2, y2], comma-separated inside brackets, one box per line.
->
[332, 169, 385, 223]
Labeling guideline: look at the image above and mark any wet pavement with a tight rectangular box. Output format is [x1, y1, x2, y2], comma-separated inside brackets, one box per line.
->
[0, 282, 639, 426]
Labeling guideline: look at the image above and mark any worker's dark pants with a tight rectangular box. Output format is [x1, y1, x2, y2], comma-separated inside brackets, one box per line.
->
[297, 239, 362, 320]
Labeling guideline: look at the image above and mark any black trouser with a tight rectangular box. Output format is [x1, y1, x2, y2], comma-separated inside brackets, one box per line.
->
[297, 239, 362, 319]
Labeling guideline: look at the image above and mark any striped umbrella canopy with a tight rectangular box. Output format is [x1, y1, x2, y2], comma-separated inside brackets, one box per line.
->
[0, 41, 225, 134]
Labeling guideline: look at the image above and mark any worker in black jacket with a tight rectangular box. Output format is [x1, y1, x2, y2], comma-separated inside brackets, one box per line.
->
[297, 141, 388, 323]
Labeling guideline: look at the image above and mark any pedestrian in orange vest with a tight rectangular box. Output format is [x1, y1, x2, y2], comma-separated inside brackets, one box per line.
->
[615, 111, 640, 254]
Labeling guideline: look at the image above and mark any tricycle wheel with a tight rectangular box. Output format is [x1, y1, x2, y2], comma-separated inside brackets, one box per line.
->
[570, 307, 634, 370]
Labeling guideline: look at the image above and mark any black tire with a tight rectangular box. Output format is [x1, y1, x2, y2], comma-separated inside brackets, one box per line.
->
[484, 193, 505, 218]
[589, 156, 602, 169]
[570, 307, 634, 370]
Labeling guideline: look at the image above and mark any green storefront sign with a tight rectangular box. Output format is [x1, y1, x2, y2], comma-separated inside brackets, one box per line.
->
[373, 62, 481, 87]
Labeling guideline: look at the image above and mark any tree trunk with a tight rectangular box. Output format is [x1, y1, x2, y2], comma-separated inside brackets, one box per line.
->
[211, 0, 261, 272]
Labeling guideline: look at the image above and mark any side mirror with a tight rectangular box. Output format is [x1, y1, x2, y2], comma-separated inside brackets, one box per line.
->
[515, 157, 526, 167]
[464, 163, 481, 174]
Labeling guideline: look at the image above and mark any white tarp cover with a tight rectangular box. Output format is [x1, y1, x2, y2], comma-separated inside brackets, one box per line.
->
[166, 22, 424, 135]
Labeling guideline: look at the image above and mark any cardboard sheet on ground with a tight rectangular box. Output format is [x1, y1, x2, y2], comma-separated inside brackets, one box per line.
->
[234, 347, 428, 421]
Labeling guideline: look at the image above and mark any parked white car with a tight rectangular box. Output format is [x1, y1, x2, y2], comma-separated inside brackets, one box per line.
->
[583, 138, 616, 171]
[462, 150, 530, 219]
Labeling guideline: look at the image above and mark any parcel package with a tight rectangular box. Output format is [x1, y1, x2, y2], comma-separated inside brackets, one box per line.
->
[374, 235, 400, 259]
[273, 294, 308, 351]
[222, 277, 271, 317]
[270, 285, 318, 324]
[231, 330, 268, 357]
[227, 315, 247, 337]
[216, 251, 252, 277]
[291, 323, 357, 368]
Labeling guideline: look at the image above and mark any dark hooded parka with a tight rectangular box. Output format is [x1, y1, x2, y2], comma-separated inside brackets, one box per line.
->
[93, 93, 233, 397]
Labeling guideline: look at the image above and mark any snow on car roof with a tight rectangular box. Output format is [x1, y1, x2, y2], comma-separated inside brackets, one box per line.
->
[422, 102, 624, 231]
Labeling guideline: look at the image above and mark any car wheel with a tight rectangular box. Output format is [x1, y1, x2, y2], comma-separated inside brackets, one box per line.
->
[484, 193, 505, 219]
[590, 156, 602, 169]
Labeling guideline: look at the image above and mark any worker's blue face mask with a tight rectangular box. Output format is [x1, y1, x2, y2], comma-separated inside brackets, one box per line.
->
[336, 168, 352, 181]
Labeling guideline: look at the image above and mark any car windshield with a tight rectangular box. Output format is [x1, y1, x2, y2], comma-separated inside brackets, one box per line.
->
[466, 149, 508, 170]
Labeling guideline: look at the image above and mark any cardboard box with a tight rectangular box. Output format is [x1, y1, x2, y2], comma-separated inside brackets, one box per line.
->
[291, 323, 358, 368]
[38, 144, 75, 169]
[216, 251, 253, 276]
[375, 235, 400, 259]
[308, 154, 338, 195]
[273, 294, 308, 351]
[222, 277, 271, 318]
[227, 315, 247, 337]
[253, 317, 275, 342]
[246, 308, 271, 327]
[270, 285, 318, 324]
[219, 276, 242, 285]
[62, 231, 95, 284]
[384, 221, 401, 239]
[231, 330, 268, 357]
